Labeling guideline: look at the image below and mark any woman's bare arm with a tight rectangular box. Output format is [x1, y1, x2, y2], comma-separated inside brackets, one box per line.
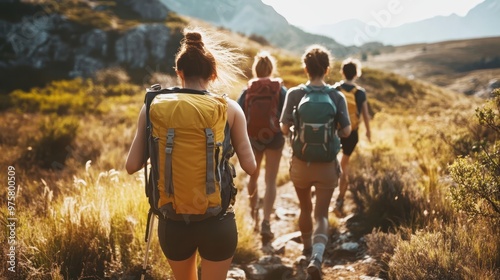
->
[361, 101, 371, 142]
[227, 99, 257, 175]
[125, 105, 147, 174]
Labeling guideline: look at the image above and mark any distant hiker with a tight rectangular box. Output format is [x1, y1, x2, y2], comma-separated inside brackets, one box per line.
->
[237, 51, 287, 243]
[280, 45, 351, 280]
[333, 58, 371, 217]
[125, 28, 256, 280]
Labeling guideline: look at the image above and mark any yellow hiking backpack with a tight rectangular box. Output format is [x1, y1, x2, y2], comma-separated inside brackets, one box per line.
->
[337, 85, 360, 130]
[143, 85, 236, 223]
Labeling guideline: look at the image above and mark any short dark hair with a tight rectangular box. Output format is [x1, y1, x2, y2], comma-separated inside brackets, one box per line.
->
[341, 58, 362, 80]
[302, 45, 332, 79]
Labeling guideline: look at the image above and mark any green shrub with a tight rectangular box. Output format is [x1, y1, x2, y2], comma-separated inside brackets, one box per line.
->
[105, 83, 142, 96]
[449, 89, 500, 221]
[10, 79, 105, 115]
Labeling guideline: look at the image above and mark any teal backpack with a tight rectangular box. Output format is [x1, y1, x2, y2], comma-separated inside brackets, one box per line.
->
[292, 84, 341, 162]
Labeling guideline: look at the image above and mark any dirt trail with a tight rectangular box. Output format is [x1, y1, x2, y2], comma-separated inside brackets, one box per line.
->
[241, 153, 378, 280]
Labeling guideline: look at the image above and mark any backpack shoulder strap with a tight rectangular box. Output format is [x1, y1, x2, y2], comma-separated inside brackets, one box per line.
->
[347, 86, 359, 94]
[301, 84, 338, 95]
[299, 83, 310, 93]
[336, 82, 359, 94]
[144, 84, 208, 105]
[324, 84, 337, 93]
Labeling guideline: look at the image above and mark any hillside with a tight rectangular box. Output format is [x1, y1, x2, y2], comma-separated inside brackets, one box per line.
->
[158, 0, 353, 57]
[361, 36, 500, 97]
[305, 0, 500, 46]
[0, 0, 281, 94]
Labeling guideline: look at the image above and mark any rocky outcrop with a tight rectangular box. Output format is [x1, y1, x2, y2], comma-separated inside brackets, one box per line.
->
[0, 1, 175, 92]
[115, 24, 170, 68]
[123, 0, 169, 21]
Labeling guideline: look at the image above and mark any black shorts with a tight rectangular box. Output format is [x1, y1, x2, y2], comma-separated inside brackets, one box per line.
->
[341, 129, 359, 156]
[157, 212, 237, 261]
[250, 133, 285, 152]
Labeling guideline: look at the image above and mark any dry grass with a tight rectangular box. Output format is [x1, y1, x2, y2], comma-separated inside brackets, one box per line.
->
[388, 220, 499, 280]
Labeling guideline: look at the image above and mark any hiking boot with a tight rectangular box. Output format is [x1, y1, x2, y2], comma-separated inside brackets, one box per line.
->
[333, 199, 344, 217]
[306, 254, 322, 280]
[260, 220, 274, 243]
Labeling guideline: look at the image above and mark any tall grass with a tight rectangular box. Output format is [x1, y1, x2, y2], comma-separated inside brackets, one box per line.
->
[2, 161, 174, 279]
[388, 220, 499, 280]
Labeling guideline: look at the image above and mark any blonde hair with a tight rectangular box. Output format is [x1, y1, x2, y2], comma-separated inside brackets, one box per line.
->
[252, 51, 276, 78]
[175, 27, 247, 91]
[340, 57, 362, 80]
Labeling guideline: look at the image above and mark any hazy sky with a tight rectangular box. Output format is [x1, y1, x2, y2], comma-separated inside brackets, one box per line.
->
[261, 0, 485, 27]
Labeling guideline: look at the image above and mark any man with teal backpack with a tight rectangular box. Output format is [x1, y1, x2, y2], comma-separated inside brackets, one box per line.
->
[280, 45, 351, 280]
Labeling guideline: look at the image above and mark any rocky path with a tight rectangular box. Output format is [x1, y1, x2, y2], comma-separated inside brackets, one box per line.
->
[228, 157, 381, 280]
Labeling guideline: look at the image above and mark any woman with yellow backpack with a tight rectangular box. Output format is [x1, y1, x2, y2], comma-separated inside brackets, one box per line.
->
[333, 58, 372, 217]
[125, 28, 256, 280]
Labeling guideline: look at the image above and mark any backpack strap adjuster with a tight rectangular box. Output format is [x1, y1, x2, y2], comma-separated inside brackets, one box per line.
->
[205, 128, 216, 194]
[165, 129, 175, 195]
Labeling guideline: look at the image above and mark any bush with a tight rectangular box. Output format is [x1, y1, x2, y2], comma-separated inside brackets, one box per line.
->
[388, 221, 499, 280]
[365, 228, 408, 278]
[248, 34, 270, 46]
[448, 89, 500, 221]
[348, 170, 426, 235]
[105, 83, 142, 96]
[0, 94, 11, 111]
[10, 78, 105, 115]
[93, 67, 130, 87]
[21, 115, 80, 169]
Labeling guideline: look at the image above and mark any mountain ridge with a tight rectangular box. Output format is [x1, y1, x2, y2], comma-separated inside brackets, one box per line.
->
[158, 0, 353, 57]
[305, 0, 500, 46]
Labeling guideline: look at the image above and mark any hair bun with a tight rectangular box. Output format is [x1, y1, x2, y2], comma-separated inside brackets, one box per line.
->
[185, 32, 204, 48]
